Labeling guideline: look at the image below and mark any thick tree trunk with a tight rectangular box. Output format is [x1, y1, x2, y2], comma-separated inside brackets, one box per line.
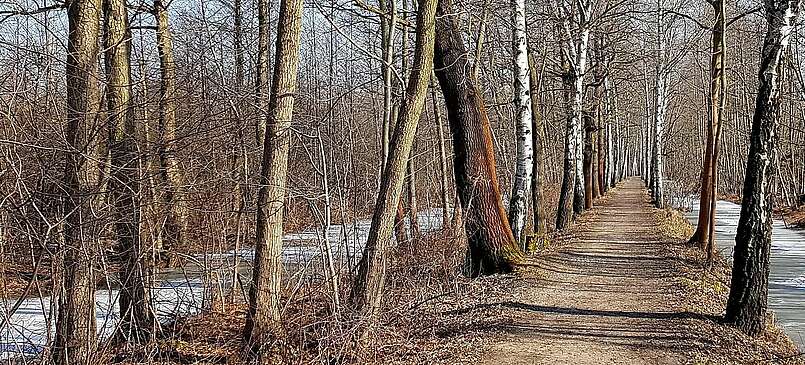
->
[351, 0, 437, 320]
[106, 0, 156, 342]
[507, 0, 534, 247]
[154, 0, 187, 254]
[245, 0, 304, 356]
[726, 0, 799, 336]
[433, 0, 523, 275]
[556, 57, 575, 230]
[54, 0, 101, 363]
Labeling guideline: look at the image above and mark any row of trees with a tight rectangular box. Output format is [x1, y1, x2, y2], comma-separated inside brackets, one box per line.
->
[1, 0, 803, 361]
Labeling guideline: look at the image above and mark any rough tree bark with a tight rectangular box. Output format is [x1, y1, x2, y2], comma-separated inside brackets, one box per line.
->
[726, 0, 800, 336]
[244, 0, 304, 357]
[54, 0, 101, 363]
[557, 54, 575, 230]
[106, 0, 156, 342]
[433, 0, 524, 275]
[507, 0, 534, 247]
[153, 0, 187, 254]
[351, 0, 437, 321]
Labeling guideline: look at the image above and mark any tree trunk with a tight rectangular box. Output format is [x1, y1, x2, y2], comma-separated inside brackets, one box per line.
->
[583, 112, 595, 209]
[106, 0, 156, 342]
[507, 0, 534, 248]
[557, 55, 575, 230]
[256, 0, 271, 144]
[433, 0, 523, 276]
[726, 0, 799, 336]
[154, 0, 187, 255]
[432, 73, 451, 229]
[380, 0, 397, 171]
[691, 0, 726, 249]
[651, 11, 668, 209]
[54, 0, 101, 363]
[528, 51, 548, 245]
[244, 0, 304, 356]
[351, 0, 437, 321]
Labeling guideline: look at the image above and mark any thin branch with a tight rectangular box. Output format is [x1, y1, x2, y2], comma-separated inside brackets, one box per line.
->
[726, 6, 762, 28]
[0, 1, 66, 24]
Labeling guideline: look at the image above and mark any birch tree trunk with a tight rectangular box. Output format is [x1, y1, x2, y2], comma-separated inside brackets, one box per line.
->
[351, 0, 437, 321]
[54, 0, 101, 363]
[726, 0, 800, 336]
[106, 0, 156, 342]
[507, 0, 534, 247]
[605, 76, 614, 190]
[651, 10, 668, 209]
[433, 0, 523, 275]
[553, 0, 591, 225]
[245, 0, 304, 356]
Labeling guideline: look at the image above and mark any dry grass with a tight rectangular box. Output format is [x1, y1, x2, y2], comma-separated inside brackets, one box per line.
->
[656, 208, 804, 365]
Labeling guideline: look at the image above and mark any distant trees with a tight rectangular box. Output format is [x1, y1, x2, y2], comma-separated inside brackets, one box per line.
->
[433, 0, 523, 275]
[54, 0, 102, 363]
[726, 0, 800, 336]
[244, 0, 304, 357]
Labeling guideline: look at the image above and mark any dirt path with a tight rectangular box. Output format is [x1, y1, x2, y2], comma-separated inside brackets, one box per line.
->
[479, 178, 709, 364]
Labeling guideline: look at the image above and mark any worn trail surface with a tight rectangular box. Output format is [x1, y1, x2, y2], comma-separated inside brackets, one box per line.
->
[480, 178, 709, 365]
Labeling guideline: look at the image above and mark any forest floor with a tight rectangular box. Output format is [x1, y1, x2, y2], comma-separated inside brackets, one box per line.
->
[432, 178, 803, 365]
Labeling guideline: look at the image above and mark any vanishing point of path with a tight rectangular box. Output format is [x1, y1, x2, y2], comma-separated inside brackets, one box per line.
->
[480, 178, 712, 364]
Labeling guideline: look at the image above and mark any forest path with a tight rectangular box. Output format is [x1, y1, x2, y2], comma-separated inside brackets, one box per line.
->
[479, 178, 708, 364]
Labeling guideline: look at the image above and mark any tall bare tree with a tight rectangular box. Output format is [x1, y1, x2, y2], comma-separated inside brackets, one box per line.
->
[54, 0, 101, 363]
[153, 0, 187, 254]
[433, 0, 524, 275]
[726, 0, 800, 336]
[507, 0, 534, 247]
[351, 0, 437, 320]
[244, 0, 304, 357]
[106, 0, 156, 342]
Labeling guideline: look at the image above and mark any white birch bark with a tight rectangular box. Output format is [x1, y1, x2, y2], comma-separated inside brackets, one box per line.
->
[507, 0, 533, 246]
[652, 8, 669, 208]
[604, 76, 615, 188]
[552, 0, 591, 217]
